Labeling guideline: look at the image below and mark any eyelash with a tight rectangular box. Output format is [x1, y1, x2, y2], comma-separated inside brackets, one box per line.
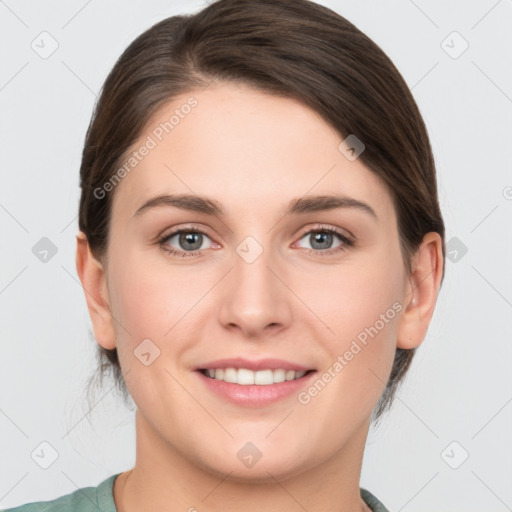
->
[158, 224, 355, 258]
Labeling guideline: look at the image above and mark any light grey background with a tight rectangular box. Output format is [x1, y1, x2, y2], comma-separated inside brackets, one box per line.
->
[1, 1, 511, 511]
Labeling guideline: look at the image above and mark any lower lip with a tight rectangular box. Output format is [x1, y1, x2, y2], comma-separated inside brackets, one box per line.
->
[196, 370, 316, 407]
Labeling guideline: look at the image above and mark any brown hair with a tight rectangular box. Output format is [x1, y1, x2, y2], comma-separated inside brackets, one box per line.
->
[79, 0, 445, 423]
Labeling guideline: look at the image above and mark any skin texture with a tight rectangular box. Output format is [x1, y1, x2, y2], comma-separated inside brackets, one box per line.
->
[76, 81, 443, 512]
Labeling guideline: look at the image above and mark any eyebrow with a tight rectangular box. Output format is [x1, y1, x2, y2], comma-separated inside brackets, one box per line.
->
[133, 193, 377, 220]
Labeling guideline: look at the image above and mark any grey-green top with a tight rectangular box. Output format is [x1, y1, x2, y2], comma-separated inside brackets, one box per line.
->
[2, 473, 391, 512]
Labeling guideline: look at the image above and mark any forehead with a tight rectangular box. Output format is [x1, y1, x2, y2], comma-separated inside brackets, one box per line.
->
[110, 82, 395, 223]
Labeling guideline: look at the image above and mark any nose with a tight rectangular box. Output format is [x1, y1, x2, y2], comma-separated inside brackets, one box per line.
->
[218, 239, 293, 340]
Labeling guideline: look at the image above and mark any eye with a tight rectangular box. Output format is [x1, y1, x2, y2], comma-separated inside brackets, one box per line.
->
[159, 228, 217, 257]
[158, 224, 354, 258]
[295, 225, 354, 255]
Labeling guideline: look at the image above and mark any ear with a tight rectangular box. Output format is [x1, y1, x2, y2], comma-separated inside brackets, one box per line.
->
[75, 231, 116, 350]
[397, 232, 444, 349]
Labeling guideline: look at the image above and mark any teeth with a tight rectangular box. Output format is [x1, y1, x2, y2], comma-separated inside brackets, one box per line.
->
[254, 369, 273, 385]
[273, 369, 286, 383]
[224, 367, 237, 383]
[237, 368, 255, 385]
[203, 367, 308, 385]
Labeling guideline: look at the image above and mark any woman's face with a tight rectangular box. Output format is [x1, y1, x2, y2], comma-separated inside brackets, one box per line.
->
[99, 82, 411, 480]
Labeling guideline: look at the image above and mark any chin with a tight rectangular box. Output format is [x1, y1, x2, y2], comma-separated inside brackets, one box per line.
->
[193, 438, 312, 483]
[208, 458, 308, 484]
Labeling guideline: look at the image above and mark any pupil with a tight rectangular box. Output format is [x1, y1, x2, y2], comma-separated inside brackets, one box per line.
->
[311, 231, 332, 250]
[180, 232, 202, 250]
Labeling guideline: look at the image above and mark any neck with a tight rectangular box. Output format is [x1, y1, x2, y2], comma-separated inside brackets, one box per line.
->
[114, 410, 372, 512]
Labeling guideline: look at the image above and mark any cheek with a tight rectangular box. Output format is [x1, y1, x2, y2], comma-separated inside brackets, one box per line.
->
[108, 247, 201, 335]
[297, 247, 405, 401]
[305, 255, 404, 347]
[292, 265, 402, 442]
[105, 249, 205, 409]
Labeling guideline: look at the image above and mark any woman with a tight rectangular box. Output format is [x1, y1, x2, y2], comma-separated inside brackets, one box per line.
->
[3, 0, 444, 510]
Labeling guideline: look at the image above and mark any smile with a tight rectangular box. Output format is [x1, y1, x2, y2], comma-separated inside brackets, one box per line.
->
[195, 357, 316, 406]
[199, 368, 309, 385]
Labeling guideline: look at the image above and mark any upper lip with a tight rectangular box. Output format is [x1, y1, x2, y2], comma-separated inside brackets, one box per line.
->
[197, 357, 314, 372]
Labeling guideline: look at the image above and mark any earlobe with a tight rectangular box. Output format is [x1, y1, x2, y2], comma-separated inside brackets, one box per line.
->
[75, 232, 117, 350]
[397, 232, 444, 350]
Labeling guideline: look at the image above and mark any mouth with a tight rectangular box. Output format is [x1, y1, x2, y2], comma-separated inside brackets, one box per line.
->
[195, 358, 317, 406]
[198, 367, 315, 385]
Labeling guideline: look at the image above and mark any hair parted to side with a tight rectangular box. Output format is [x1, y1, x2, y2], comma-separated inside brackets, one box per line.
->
[79, 0, 445, 424]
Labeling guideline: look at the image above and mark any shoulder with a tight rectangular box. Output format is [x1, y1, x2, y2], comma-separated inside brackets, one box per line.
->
[361, 487, 392, 512]
[1, 474, 120, 512]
